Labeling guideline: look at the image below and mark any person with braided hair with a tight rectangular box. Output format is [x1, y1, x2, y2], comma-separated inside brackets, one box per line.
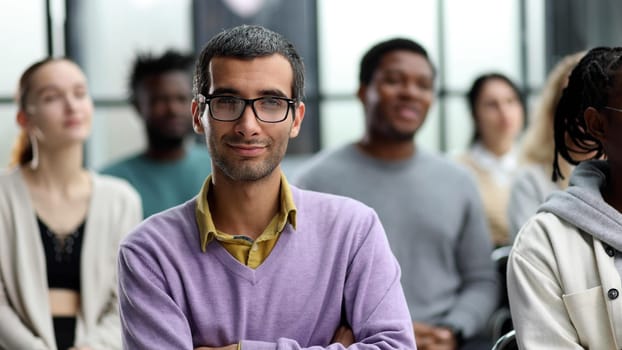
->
[507, 47, 622, 348]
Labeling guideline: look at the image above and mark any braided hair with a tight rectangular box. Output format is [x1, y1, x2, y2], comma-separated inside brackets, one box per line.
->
[552, 47, 622, 181]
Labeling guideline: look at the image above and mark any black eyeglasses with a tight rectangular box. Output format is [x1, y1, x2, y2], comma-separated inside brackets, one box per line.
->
[605, 106, 622, 113]
[197, 94, 296, 123]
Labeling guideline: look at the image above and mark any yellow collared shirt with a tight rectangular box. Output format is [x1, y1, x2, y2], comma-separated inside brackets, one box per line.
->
[195, 173, 297, 269]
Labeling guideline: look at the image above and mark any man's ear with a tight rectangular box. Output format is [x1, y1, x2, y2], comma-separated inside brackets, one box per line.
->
[191, 99, 205, 134]
[129, 96, 139, 113]
[289, 102, 305, 138]
[357, 85, 367, 105]
[584, 106, 607, 142]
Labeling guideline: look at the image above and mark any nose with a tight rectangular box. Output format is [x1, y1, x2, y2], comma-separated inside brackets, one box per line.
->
[498, 102, 516, 121]
[64, 93, 79, 111]
[165, 97, 187, 118]
[399, 82, 422, 100]
[233, 102, 261, 137]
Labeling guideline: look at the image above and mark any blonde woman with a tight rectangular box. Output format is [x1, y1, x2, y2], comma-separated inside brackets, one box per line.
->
[507, 52, 584, 239]
[0, 58, 141, 350]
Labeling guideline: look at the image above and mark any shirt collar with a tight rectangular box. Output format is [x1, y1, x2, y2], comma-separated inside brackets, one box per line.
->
[470, 142, 518, 186]
[195, 172, 297, 252]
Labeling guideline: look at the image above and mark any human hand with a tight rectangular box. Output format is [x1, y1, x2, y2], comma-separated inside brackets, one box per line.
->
[413, 322, 436, 350]
[413, 322, 457, 350]
[429, 326, 457, 350]
[332, 325, 355, 347]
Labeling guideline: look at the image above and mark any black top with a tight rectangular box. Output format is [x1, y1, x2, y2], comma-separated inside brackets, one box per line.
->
[37, 216, 85, 291]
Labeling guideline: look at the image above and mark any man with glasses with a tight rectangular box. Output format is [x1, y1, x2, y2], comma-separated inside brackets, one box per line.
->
[117, 25, 416, 350]
[294, 38, 498, 350]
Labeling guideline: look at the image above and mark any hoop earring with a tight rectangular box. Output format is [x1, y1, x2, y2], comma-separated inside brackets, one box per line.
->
[29, 132, 39, 170]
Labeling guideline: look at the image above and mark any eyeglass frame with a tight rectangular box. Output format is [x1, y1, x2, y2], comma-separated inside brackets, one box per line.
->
[196, 94, 297, 123]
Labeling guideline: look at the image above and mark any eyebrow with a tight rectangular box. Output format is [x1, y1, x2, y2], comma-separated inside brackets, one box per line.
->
[384, 67, 434, 78]
[34, 83, 87, 95]
[210, 87, 290, 98]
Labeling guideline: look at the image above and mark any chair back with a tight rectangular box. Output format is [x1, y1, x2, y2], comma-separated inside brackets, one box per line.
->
[491, 329, 517, 350]
[489, 245, 513, 341]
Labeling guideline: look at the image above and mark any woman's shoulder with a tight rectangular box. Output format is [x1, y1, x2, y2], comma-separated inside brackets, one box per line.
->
[512, 164, 558, 193]
[0, 167, 26, 194]
[513, 211, 593, 262]
[454, 149, 473, 165]
[0, 167, 21, 181]
[453, 149, 485, 178]
[515, 164, 549, 183]
[91, 171, 140, 202]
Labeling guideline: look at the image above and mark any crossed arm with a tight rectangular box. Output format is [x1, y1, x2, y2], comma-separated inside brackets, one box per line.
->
[118, 213, 415, 349]
[195, 329, 354, 350]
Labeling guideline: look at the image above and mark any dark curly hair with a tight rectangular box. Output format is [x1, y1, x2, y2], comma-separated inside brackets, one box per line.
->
[359, 38, 435, 86]
[193, 25, 304, 103]
[129, 50, 195, 106]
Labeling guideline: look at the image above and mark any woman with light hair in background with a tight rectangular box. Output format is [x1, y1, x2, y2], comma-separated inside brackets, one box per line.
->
[0, 58, 141, 350]
[507, 52, 585, 239]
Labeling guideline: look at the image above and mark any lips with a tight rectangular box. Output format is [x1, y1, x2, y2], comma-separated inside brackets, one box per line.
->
[64, 119, 82, 127]
[228, 143, 267, 157]
[395, 105, 421, 120]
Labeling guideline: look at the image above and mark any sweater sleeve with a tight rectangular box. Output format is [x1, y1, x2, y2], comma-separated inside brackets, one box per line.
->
[507, 170, 544, 241]
[77, 291, 122, 350]
[0, 294, 48, 350]
[118, 244, 194, 349]
[0, 175, 49, 350]
[439, 182, 499, 338]
[240, 212, 417, 350]
[78, 186, 143, 350]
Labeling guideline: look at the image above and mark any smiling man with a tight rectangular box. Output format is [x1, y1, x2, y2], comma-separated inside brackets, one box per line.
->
[117, 26, 416, 350]
[294, 38, 498, 350]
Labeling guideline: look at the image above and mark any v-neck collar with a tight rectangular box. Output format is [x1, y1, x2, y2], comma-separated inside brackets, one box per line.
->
[204, 221, 295, 285]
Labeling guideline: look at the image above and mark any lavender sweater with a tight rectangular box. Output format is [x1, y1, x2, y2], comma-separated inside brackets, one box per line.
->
[118, 186, 416, 349]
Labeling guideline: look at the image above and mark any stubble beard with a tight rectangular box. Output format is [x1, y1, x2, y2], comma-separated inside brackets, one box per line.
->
[373, 121, 417, 142]
[208, 136, 286, 182]
[146, 124, 189, 151]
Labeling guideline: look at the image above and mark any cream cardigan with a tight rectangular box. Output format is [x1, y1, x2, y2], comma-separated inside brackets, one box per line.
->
[0, 168, 142, 350]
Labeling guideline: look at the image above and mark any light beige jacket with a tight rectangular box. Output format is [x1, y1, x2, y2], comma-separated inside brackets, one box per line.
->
[508, 212, 622, 349]
[457, 152, 513, 246]
[0, 168, 142, 350]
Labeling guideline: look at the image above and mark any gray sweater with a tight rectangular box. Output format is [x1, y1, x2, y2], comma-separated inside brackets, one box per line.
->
[293, 144, 498, 338]
[507, 164, 562, 240]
